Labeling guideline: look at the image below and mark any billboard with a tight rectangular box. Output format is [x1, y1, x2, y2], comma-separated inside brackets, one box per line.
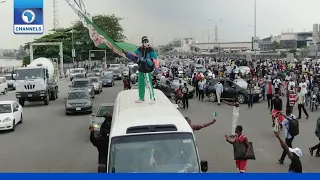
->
[252, 37, 259, 50]
[280, 40, 296, 49]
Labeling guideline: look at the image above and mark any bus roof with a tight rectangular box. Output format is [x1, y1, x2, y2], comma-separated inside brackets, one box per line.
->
[110, 89, 192, 137]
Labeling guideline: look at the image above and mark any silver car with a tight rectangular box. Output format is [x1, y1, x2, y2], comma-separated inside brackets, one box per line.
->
[90, 103, 114, 138]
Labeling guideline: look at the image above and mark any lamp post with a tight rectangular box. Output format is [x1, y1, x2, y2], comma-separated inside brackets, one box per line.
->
[254, 0, 257, 61]
[209, 19, 223, 43]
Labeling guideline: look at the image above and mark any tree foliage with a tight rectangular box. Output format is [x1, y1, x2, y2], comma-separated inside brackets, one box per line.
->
[24, 14, 126, 63]
[273, 41, 282, 49]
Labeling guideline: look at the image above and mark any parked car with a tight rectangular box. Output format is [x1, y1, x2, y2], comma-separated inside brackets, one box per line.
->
[90, 102, 114, 138]
[91, 68, 102, 77]
[101, 74, 115, 87]
[157, 78, 195, 98]
[89, 76, 102, 94]
[65, 89, 93, 115]
[205, 78, 262, 104]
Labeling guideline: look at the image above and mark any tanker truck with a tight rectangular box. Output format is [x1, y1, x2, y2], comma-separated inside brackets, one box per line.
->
[15, 57, 59, 107]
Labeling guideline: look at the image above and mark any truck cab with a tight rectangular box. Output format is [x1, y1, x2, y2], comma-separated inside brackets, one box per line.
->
[15, 59, 59, 107]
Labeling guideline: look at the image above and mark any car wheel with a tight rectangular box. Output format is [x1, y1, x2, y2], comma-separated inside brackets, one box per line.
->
[209, 92, 217, 102]
[66, 112, 70, 115]
[18, 114, 23, 124]
[237, 94, 246, 104]
[11, 120, 16, 131]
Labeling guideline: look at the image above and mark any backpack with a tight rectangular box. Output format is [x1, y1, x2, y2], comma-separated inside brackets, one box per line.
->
[288, 117, 299, 137]
[181, 86, 188, 94]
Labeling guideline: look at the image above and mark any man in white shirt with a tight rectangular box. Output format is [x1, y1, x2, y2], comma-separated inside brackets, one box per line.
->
[288, 79, 295, 92]
[296, 87, 309, 119]
[273, 78, 282, 94]
[214, 82, 223, 105]
[298, 78, 308, 106]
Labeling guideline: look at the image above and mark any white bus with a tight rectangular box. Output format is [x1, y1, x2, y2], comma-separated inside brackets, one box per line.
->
[106, 89, 208, 173]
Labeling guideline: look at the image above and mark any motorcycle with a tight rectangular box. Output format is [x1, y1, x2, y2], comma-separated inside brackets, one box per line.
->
[311, 94, 319, 111]
[170, 90, 184, 108]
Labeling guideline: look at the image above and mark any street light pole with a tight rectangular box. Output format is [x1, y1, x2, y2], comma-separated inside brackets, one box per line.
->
[254, 0, 257, 61]
[71, 29, 75, 65]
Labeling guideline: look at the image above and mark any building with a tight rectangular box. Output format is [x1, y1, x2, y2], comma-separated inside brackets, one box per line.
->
[259, 31, 312, 51]
[165, 38, 197, 52]
[191, 42, 252, 52]
[259, 35, 280, 51]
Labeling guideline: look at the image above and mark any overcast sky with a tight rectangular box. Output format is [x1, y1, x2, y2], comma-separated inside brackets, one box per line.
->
[1, 0, 320, 49]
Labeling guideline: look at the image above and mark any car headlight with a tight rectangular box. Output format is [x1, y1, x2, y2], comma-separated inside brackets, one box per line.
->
[66, 103, 72, 108]
[84, 102, 92, 107]
[2, 117, 12, 122]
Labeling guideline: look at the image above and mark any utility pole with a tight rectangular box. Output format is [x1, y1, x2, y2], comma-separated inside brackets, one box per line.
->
[254, 0, 257, 61]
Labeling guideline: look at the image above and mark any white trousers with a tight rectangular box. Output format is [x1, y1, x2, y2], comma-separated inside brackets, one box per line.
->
[232, 115, 239, 135]
[216, 92, 221, 104]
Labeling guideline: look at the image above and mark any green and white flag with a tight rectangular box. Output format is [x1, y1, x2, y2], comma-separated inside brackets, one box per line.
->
[65, 0, 137, 57]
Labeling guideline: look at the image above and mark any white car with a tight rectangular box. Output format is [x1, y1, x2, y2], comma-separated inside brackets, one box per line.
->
[0, 101, 23, 131]
[4, 74, 15, 90]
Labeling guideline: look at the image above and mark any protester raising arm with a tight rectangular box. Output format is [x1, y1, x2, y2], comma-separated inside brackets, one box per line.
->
[185, 117, 216, 131]
[274, 131, 294, 159]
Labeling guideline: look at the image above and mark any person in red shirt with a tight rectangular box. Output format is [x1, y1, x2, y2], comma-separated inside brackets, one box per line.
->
[225, 125, 250, 173]
[185, 117, 216, 131]
[123, 78, 129, 90]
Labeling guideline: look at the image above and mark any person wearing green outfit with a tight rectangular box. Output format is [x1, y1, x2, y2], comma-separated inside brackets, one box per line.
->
[122, 36, 159, 103]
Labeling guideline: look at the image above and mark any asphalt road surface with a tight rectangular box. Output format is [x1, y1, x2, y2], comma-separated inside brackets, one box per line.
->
[0, 80, 319, 172]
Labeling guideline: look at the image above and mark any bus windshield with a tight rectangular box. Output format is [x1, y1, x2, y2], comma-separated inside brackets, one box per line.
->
[108, 133, 199, 173]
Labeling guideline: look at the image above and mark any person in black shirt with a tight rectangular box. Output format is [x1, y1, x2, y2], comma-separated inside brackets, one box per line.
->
[270, 94, 282, 127]
[90, 111, 112, 173]
[274, 131, 302, 173]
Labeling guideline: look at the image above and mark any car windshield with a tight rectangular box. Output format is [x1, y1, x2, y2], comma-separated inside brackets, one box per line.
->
[68, 92, 89, 100]
[113, 70, 120, 74]
[72, 80, 89, 87]
[108, 133, 199, 173]
[96, 105, 114, 117]
[73, 69, 81, 73]
[5, 75, 12, 80]
[102, 74, 112, 79]
[16, 69, 44, 80]
[92, 69, 100, 73]
[0, 104, 11, 113]
[90, 78, 98, 83]
[75, 74, 85, 78]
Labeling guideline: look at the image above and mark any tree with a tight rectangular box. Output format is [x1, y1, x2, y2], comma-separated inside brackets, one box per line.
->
[273, 41, 282, 49]
[23, 14, 126, 63]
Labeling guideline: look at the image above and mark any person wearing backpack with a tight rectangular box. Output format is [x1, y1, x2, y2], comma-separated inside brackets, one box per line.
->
[309, 117, 320, 157]
[278, 107, 299, 164]
[181, 83, 189, 109]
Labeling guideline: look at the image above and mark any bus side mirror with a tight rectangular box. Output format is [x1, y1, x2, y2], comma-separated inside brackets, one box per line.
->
[200, 160, 208, 172]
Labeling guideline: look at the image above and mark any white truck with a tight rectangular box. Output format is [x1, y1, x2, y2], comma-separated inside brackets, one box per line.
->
[15, 57, 59, 107]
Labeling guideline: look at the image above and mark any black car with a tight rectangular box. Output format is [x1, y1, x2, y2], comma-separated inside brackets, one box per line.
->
[69, 78, 95, 98]
[157, 78, 195, 99]
[205, 78, 262, 104]
[65, 89, 93, 115]
[101, 74, 115, 87]
[112, 69, 122, 80]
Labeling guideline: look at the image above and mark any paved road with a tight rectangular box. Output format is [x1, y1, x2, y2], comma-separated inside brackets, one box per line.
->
[0, 80, 319, 172]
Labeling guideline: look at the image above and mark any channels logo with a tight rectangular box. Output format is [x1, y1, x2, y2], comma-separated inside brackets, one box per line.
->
[14, 0, 44, 34]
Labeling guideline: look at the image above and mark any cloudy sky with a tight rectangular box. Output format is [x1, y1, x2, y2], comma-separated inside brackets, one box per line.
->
[1, 0, 320, 49]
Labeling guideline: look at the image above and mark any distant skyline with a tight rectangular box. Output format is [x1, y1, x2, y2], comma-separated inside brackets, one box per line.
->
[1, 0, 320, 48]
